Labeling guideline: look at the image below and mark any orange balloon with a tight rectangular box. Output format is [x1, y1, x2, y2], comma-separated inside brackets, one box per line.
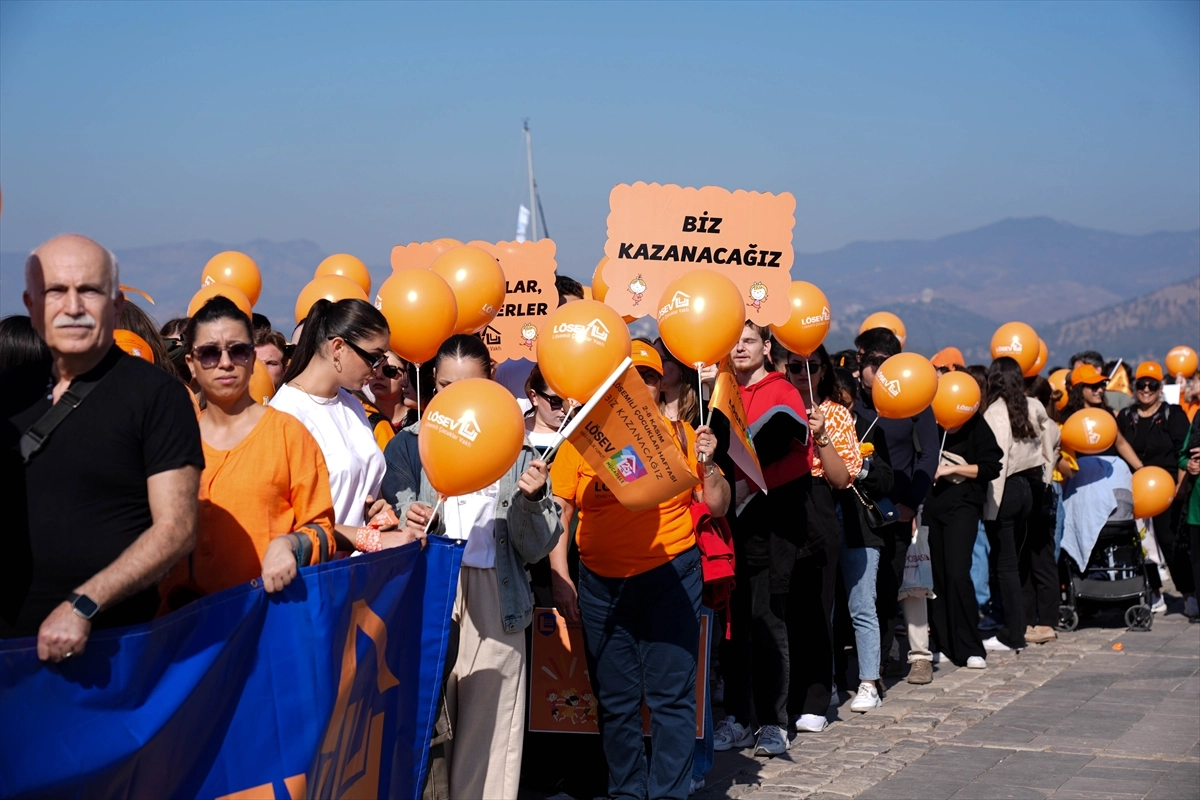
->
[113, 330, 154, 363]
[375, 269, 458, 364]
[537, 300, 633, 404]
[873, 352, 938, 420]
[1048, 368, 1070, 411]
[1024, 338, 1048, 378]
[188, 282, 253, 319]
[1132, 466, 1175, 518]
[932, 371, 981, 429]
[315, 254, 372, 296]
[591, 257, 611, 302]
[771, 281, 831, 357]
[1061, 408, 1118, 455]
[419, 378, 526, 497]
[1165, 346, 1198, 378]
[249, 359, 276, 405]
[860, 312, 907, 348]
[295, 274, 368, 323]
[657, 269, 745, 367]
[990, 321, 1039, 373]
[430, 246, 506, 335]
[201, 252, 262, 306]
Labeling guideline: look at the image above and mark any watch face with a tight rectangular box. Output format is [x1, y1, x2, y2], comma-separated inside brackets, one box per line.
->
[72, 594, 100, 619]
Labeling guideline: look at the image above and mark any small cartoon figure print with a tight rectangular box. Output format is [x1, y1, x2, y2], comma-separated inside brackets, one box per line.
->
[748, 281, 768, 311]
[629, 275, 647, 305]
[520, 323, 538, 350]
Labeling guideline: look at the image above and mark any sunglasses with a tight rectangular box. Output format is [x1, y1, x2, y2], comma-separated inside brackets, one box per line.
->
[192, 342, 254, 369]
[786, 361, 823, 375]
[536, 390, 565, 411]
[857, 353, 888, 369]
[339, 337, 387, 371]
[283, 343, 297, 359]
[1135, 379, 1161, 392]
[380, 363, 402, 379]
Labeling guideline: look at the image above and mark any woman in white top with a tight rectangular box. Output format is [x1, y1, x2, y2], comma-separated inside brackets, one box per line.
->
[270, 298, 388, 549]
[982, 356, 1059, 652]
[523, 364, 567, 456]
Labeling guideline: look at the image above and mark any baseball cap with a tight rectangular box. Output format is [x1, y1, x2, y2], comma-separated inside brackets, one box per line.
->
[1135, 361, 1164, 381]
[1070, 363, 1108, 386]
[631, 341, 663, 375]
[931, 347, 966, 370]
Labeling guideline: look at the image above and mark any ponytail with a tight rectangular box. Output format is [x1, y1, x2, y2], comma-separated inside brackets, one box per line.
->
[282, 298, 388, 384]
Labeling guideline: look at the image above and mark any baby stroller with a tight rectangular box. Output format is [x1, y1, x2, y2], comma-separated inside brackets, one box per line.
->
[1058, 518, 1154, 632]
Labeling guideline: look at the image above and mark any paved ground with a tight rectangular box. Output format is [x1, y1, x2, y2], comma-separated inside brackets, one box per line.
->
[698, 592, 1199, 800]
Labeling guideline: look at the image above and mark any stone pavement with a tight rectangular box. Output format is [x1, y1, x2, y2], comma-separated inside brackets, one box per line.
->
[698, 597, 1199, 800]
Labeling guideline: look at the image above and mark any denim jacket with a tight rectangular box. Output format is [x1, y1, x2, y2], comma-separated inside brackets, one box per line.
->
[381, 422, 563, 633]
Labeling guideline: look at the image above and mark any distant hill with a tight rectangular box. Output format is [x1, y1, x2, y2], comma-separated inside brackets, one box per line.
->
[822, 296, 1001, 363]
[1040, 277, 1200, 365]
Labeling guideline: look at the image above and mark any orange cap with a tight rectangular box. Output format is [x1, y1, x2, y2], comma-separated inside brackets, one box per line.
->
[631, 340, 663, 375]
[1070, 363, 1108, 386]
[931, 347, 965, 370]
[1135, 361, 1163, 381]
[114, 330, 155, 363]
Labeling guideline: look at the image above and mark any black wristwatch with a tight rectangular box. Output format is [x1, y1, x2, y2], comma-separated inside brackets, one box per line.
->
[67, 592, 100, 621]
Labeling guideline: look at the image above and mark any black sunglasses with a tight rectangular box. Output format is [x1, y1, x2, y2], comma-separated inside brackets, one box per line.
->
[192, 342, 255, 369]
[786, 361, 823, 375]
[379, 363, 402, 379]
[339, 337, 387, 371]
[536, 390, 565, 411]
[857, 352, 888, 369]
[283, 343, 297, 359]
[1135, 379, 1161, 391]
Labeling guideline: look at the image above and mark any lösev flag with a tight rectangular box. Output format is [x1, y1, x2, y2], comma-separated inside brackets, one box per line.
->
[567, 366, 699, 512]
[0, 538, 463, 800]
[708, 357, 767, 493]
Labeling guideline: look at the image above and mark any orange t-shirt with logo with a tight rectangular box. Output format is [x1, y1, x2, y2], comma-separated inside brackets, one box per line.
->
[551, 420, 698, 579]
[160, 407, 336, 602]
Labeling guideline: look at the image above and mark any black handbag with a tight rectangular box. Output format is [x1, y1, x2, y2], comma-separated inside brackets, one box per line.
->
[848, 483, 900, 528]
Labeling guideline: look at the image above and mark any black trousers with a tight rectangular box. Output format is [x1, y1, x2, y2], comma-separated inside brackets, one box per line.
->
[985, 474, 1033, 649]
[720, 563, 789, 727]
[1150, 510, 1196, 595]
[1020, 482, 1058, 627]
[786, 482, 840, 718]
[927, 503, 986, 666]
[877, 519, 913, 666]
[1191, 525, 1200, 605]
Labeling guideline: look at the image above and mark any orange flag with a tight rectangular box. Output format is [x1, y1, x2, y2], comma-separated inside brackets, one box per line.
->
[565, 367, 699, 512]
[707, 357, 767, 493]
[1107, 364, 1131, 396]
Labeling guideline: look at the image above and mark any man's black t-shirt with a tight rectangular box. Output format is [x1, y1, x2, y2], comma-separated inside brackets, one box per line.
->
[0, 345, 204, 636]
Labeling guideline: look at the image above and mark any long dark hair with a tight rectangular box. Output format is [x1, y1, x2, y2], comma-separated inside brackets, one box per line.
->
[282, 298, 389, 384]
[432, 334, 492, 381]
[987, 357, 1036, 440]
[184, 296, 253, 347]
[0, 315, 51, 373]
[831, 367, 858, 410]
[119, 300, 176, 376]
[1062, 382, 1111, 418]
[653, 336, 701, 425]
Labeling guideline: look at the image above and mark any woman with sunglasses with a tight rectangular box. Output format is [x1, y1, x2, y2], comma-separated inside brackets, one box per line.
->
[271, 298, 390, 550]
[653, 338, 704, 427]
[1117, 361, 1194, 614]
[361, 351, 415, 450]
[381, 334, 562, 800]
[159, 297, 336, 609]
[524, 364, 567, 453]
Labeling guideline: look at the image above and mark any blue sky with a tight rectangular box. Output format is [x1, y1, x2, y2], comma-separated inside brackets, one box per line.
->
[1, 0, 1197, 279]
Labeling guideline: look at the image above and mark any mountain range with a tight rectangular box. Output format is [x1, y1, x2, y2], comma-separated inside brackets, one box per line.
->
[2, 217, 1196, 362]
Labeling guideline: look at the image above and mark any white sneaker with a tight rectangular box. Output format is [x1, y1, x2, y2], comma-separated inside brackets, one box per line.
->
[689, 778, 705, 795]
[753, 724, 790, 756]
[850, 682, 881, 712]
[967, 656, 987, 669]
[1150, 593, 1166, 614]
[795, 713, 828, 732]
[1185, 596, 1199, 618]
[713, 716, 754, 751]
[932, 651, 947, 664]
[983, 636, 1012, 652]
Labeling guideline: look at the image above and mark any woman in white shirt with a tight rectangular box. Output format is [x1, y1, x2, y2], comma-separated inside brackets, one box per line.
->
[523, 364, 567, 455]
[270, 298, 388, 549]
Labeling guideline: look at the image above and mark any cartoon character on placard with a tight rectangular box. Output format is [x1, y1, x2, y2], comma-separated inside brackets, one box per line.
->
[748, 281, 768, 312]
[629, 275, 648, 306]
[520, 322, 538, 350]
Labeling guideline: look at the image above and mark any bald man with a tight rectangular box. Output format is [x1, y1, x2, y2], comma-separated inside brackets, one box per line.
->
[1, 235, 203, 662]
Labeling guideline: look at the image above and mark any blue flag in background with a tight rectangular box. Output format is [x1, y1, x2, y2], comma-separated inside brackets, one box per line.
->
[0, 538, 463, 800]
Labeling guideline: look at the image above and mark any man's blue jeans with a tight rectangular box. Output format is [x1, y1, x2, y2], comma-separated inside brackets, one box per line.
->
[578, 547, 703, 800]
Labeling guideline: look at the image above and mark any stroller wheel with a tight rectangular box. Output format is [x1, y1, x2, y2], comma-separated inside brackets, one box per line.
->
[1057, 605, 1079, 632]
[1125, 604, 1153, 632]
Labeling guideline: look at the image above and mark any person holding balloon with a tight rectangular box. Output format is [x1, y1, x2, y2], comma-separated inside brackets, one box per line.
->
[981, 357, 1060, 650]
[1061, 363, 1142, 468]
[927, 372, 1002, 669]
[381, 334, 563, 800]
[158, 297, 336, 609]
[360, 351, 415, 449]
[270, 298, 390, 549]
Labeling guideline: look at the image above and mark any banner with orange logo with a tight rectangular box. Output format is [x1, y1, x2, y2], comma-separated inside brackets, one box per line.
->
[708, 357, 767, 493]
[602, 182, 795, 325]
[565, 366, 699, 512]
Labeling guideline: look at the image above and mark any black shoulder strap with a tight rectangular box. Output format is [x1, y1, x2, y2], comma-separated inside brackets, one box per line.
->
[20, 377, 108, 464]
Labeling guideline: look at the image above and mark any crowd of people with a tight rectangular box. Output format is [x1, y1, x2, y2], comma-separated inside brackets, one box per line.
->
[3, 233, 1199, 800]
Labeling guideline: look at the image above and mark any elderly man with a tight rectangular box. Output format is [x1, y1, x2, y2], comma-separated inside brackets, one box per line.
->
[1, 234, 203, 662]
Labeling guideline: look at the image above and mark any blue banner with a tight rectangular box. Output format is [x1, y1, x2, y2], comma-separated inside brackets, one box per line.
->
[0, 538, 463, 800]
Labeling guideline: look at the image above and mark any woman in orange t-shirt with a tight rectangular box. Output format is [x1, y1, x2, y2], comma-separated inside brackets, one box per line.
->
[160, 297, 336, 610]
[549, 341, 729, 799]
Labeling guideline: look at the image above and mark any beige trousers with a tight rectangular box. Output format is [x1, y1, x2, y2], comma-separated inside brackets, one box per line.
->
[902, 595, 932, 663]
[445, 567, 527, 800]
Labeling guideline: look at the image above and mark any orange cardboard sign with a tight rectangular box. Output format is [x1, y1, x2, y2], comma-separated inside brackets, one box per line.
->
[390, 239, 559, 364]
[528, 608, 707, 737]
[603, 183, 795, 325]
